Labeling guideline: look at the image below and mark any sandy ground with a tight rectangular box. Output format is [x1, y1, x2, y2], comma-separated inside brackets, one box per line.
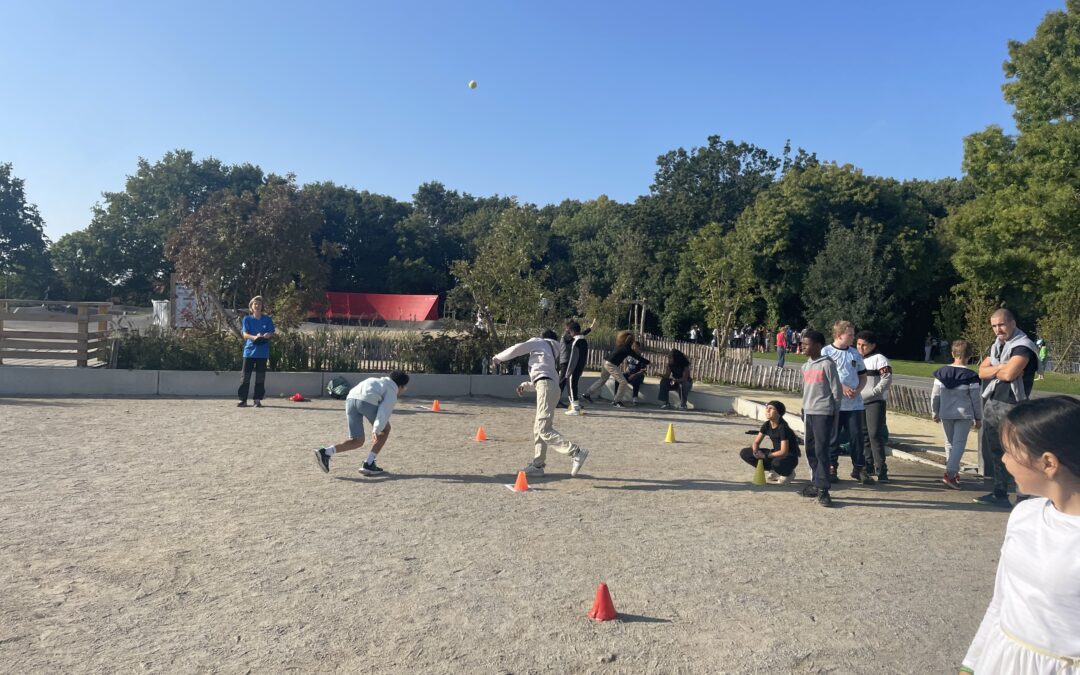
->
[0, 395, 1009, 674]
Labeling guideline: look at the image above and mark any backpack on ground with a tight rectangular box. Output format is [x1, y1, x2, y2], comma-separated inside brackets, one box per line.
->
[327, 376, 351, 400]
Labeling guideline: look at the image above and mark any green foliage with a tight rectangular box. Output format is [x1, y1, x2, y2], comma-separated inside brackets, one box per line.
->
[0, 163, 58, 299]
[803, 224, 898, 335]
[114, 327, 244, 371]
[165, 175, 329, 334]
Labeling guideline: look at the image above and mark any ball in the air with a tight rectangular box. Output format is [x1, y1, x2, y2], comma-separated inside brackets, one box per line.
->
[468, 80, 477, 89]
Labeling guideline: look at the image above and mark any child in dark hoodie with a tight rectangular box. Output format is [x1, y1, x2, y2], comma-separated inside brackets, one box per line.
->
[931, 339, 983, 489]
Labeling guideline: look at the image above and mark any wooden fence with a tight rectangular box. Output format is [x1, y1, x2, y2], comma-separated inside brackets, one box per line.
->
[0, 300, 113, 366]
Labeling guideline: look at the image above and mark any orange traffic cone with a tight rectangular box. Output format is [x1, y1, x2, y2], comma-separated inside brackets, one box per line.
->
[512, 470, 530, 492]
[432, 399, 441, 412]
[587, 582, 617, 621]
[474, 426, 488, 441]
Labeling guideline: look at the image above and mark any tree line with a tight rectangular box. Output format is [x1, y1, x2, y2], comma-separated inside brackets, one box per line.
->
[3, 2, 1079, 361]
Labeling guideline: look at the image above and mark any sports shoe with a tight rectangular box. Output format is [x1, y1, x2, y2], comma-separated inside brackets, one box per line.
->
[360, 461, 386, 476]
[776, 473, 793, 485]
[799, 485, 819, 498]
[679, 404, 688, 410]
[816, 491, 834, 508]
[876, 466, 890, 483]
[829, 465, 840, 483]
[253, 400, 263, 408]
[523, 463, 545, 477]
[565, 406, 582, 416]
[766, 471, 780, 483]
[973, 493, 1011, 508]
[580, 393, 594, 403]
[857, 468, 875, 485]
[660, 403, 672, 410]
[237, 401, 248, 407]
[942, 473, 961, 490]
[570, 448, 589, 477]
[313, 448, 331, 473]
[612, 401, 625, 408]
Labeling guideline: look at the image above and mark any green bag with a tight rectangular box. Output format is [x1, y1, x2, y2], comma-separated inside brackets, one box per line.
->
[326, 376, 351, 400]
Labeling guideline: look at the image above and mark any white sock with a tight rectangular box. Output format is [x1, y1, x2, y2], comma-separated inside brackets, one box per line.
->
[366, 451, 377, 464]
[324, 446, 336, 455]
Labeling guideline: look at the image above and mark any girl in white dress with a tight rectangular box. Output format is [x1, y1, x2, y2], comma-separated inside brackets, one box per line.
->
[962, 396, 1080, 674]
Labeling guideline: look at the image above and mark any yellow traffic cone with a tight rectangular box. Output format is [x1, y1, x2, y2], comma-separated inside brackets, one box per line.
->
[752, 458, 767, 485]
[664, 423, 676, 443]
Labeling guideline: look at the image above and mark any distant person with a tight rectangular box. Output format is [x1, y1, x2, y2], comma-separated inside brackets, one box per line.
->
[775, 325, 789, 369]
[492, 330, 589, 477]
[312, 370, 409, 476]
[974, 309, 1039, 508]
[658, 348, 692, 410]
[689, 325, 699, 343]
[623, 341, 648, 404]
[1036, 339, 1048, 380]
[559, 319, 592, 415]
[856, 330, 893, 482]
[582, 331, 649, 408]
[924, 334, 933, 362]
[237, 295, 275, 408]
[961, 397, 1080, 673]
[823, 321, 871, 484]
[739, 400, 800, 484]
[931, 340, 982, 489]
[799, 330, 842, 508]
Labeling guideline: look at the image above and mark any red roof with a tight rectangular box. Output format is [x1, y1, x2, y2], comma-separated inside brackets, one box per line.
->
[321, 292, 439, 322]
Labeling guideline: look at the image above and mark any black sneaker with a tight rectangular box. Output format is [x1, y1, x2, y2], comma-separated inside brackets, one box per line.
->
[829, 466, 840, 483]
[237, 401, 248, 407]
[360, 461, 386, 476]
[799, 485, 820, 498]
[876, 467, 890, 483]
[857, 468, 875, 485]
[313, 448, 330, 473]
[972, 493, 1011, 508]
[612, 401, 625, 408]
[659, 403, 672, 410]
[253, 400, 263, 408]
[816, 491, 834, 508]
[581, 393, 594, 403]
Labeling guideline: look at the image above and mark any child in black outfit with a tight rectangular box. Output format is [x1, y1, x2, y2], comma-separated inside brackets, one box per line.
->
[739, 400, 800, 484]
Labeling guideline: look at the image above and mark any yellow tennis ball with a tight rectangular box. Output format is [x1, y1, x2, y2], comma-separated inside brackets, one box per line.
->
[468, 80, 477, 89]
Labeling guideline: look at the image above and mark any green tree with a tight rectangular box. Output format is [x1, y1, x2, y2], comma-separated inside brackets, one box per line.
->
[165, 175, 328, 334]
[802, 224, 898, 335]
[0, 163, 57, 299]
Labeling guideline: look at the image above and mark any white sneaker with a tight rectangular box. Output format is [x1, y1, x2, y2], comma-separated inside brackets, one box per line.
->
[776, 472, 793, 485]
[523, 463, 545, 476]
[766, 471, 780, 483]
[570, 448, 589, 477]
[565, 405, 582, 416]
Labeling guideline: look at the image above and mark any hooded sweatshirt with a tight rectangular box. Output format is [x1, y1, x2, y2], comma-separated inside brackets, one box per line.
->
[801, 355, 842, 416]
[493, 337, 561, 384]
[931, 365, 983, 421]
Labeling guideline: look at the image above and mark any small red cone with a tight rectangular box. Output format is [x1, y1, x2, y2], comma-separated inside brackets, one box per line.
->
[474, 426, 488, 441]
[432, 399, 442, 412]
[512, 470, 530, 492]
[587, 582, 617, 621]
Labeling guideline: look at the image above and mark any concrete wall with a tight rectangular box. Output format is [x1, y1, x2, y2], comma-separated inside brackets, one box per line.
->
[0, 366, 159, 396]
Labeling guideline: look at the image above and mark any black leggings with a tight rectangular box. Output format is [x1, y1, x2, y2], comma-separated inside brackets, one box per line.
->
[739, 447, 799, 476]
[238, 357, 267, 402]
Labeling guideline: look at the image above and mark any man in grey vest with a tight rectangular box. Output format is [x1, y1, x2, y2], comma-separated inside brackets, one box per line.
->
[974, 308, 1039, 508]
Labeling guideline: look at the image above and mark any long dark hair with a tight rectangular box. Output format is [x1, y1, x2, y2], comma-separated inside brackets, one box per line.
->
[669, 348, 690, 369]
[1001, 396, 1080, 478]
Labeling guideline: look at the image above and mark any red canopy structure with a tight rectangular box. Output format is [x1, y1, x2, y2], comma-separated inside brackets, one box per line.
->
[320, 292, 439, 323]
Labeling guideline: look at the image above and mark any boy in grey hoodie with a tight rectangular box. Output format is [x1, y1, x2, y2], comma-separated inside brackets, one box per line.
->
[931, 339, 982, 489]
[800, 330, 843, 507]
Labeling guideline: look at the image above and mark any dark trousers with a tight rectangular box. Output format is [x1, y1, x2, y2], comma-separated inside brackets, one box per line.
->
[804, 414, 835, 490]
[659, 377, 693, 405]
[861, 400, 888, 473]
[560, 367, 585, 404]
[981, 399, 1017, 497]
[829, 409, 866, 470]
[739, 447, 799, 476]
[238, 357, 267, 402]
[626, 371, 645, 398]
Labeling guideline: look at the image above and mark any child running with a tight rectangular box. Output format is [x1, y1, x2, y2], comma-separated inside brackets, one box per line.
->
[492, 330, 589, 477]
[931, 340, 982, 489]
[800, 330, 842, 507]
[961, 396, 1080, 673]
[312, 370, 409, 476]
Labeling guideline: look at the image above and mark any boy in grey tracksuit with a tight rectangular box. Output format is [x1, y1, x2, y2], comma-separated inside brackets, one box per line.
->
[800, 330, 843, 507]
[931, 339, 983, 488]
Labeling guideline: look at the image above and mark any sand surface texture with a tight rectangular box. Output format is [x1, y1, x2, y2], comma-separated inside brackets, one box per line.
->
[1, 396, 1006, 673]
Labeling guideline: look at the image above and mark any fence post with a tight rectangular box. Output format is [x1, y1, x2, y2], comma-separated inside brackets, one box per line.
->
[76, 305, 89, 367]
[0, 300, 5, 365]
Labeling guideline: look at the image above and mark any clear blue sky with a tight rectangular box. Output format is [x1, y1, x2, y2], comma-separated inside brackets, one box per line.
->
[0, 0, 1063, 241]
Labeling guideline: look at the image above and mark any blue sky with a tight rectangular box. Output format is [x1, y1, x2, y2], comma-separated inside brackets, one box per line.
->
[0, 1, 1063, 241]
